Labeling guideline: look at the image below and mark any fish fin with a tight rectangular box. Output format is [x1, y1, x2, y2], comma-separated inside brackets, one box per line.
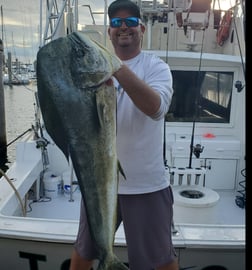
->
[97, 255, 129, 270]
[118, 160, 126, 180]
[106, 262, 129, 270]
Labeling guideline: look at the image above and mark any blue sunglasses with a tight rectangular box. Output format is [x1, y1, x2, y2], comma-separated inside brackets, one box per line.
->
[110, 17, 141, 28]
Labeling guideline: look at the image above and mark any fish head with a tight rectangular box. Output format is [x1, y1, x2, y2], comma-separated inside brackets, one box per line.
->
[68, 31, 122, 88]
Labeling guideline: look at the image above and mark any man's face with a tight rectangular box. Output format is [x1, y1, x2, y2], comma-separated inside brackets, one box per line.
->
[108, 10, 145, 50]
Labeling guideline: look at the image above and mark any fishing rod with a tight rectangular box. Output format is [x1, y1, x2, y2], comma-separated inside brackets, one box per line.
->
[0, 128, 32, 151]
[187, 23, 207, 168]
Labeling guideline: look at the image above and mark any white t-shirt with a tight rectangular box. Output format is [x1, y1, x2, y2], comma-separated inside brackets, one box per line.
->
[114, 51, 173, 194]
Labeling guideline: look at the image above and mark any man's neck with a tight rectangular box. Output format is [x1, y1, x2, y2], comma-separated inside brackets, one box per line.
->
[115, 47, 141, 61]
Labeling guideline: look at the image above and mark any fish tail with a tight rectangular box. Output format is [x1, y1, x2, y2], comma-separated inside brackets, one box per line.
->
[108, 261, 129, 270]
[97, 255, 129, 270]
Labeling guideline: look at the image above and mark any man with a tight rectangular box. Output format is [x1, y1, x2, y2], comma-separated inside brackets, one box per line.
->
[70, 0, 178, 269]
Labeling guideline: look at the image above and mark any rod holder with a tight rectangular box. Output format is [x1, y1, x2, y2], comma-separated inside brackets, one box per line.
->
[169, 167, 206, 186]
[187, 174, 192, 185]
[178, 174, 184, 185]
[170, 172, 175, 185]
[195, 174, 201, 185]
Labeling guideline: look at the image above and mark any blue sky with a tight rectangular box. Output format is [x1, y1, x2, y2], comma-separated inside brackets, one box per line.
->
[1, 0, 40, 63]
[1, 0, 235, 64]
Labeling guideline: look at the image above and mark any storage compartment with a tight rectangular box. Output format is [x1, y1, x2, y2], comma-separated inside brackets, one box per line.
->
[170, 135, 240, 190]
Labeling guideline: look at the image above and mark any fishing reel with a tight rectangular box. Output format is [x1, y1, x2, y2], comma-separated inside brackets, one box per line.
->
[36, 137, 50, 149]
[234, 80, 245, 93]
[193, 143, 204, 158]
[235, 195, 246, 209]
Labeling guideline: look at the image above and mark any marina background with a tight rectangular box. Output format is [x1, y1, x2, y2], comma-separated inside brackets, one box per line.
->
[3, 83, 36, 167]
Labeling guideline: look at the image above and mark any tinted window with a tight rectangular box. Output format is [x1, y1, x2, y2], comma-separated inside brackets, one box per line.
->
[166, 70, 233, 123]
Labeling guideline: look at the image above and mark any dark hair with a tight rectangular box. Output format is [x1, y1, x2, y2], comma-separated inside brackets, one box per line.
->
[108, 0, 141, 19]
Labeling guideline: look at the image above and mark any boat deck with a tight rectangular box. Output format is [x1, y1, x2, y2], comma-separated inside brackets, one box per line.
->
[24, 188, 245, 226]
[25, 188, 82, 220]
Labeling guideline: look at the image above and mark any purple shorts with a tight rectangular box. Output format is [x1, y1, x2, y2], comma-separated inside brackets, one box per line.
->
[74, 186, 177, 269]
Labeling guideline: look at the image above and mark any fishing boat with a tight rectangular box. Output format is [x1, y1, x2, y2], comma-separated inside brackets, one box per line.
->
[3, 71, 31, 85]
[2, 59, 33, 85]
[0, 0, 245, 269]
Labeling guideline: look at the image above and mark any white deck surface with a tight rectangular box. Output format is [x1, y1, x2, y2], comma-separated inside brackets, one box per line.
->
[24, 189, 245, 226]
[16, 188, 244, 250]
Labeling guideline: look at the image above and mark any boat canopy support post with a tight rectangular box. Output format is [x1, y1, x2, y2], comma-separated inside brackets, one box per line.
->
[0, 38, 7, 169]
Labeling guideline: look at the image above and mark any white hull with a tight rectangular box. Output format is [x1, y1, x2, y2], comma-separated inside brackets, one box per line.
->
[0, 238, 245, 270]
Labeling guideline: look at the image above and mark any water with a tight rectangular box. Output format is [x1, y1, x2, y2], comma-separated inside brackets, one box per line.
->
[3, 83, 37, 166]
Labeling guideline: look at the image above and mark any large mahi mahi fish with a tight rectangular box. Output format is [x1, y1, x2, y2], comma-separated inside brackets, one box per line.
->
[36, 32, 128, 270]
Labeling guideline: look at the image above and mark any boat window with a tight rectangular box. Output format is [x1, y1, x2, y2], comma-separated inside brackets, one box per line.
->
[166, 70, 233, 123]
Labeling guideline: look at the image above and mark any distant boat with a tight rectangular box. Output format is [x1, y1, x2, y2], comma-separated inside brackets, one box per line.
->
[2, 73, 9, 84]
[11, 73, 30, 85]
[3, 65, 32, 85]
[3, 55, 35, 86]
[3, 73, 30, 85]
